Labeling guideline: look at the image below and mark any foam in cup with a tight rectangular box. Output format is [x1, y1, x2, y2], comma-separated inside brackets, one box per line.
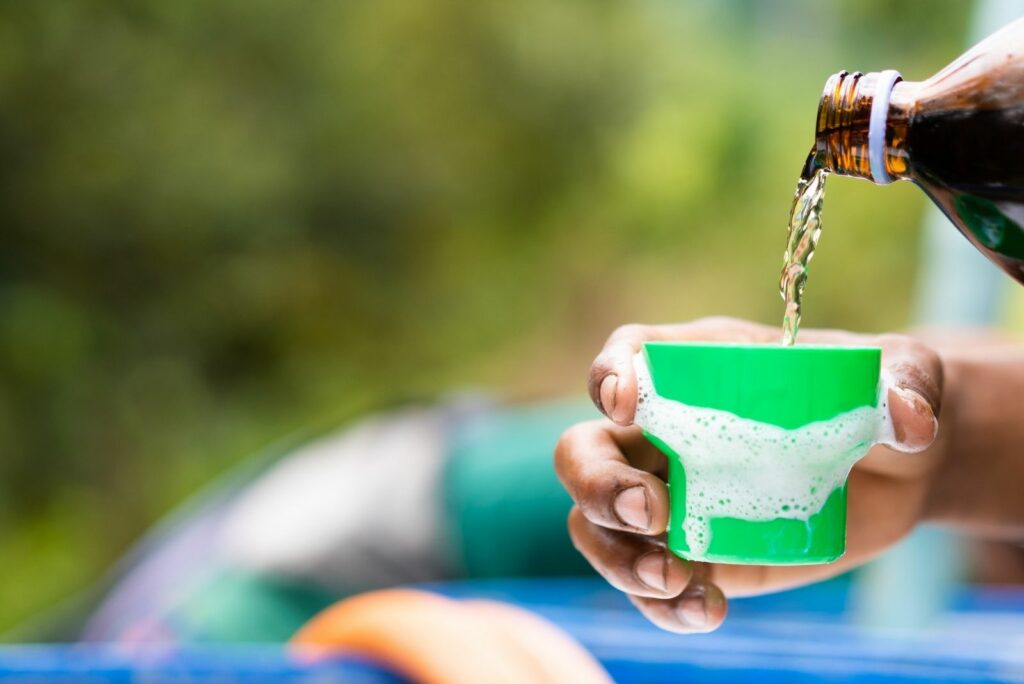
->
[633, 352, 894, 558]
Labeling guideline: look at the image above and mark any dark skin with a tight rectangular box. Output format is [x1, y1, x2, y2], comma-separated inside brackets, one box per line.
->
[555, 317, 1024, 634]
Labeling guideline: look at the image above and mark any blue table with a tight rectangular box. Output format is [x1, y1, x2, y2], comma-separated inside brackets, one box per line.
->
[2, 578, 1022, 682]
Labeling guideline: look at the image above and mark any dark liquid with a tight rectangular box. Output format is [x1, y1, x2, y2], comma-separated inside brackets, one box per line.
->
[906, 104, 1024, 283]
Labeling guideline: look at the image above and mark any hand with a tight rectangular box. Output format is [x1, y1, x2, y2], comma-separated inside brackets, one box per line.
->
[555, 317, 944, 633]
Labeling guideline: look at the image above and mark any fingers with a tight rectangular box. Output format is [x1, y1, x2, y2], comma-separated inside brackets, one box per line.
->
[568, 505, 728, 633]
[588, 318, 779, 425]
[588, 340, 637, 426]
[877, 335, 943, 453]
[628, 564, 728, 634]
[555, 421, 669, 533]
[557, 420, 728, 634]
[567, 508, 692, 598]
[567, 494, 846, 629]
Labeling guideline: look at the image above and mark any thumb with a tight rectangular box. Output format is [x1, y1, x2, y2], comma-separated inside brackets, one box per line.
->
[882, 341, 943, 453]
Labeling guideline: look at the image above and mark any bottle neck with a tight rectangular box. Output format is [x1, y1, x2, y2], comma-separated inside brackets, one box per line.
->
[814, 70, 912, 184]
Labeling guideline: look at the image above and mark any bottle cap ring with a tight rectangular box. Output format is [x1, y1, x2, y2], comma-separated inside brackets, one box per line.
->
[869, 70, 903, 185]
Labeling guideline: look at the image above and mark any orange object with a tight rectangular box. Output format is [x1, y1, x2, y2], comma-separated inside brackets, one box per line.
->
[290, 589, 612, 684]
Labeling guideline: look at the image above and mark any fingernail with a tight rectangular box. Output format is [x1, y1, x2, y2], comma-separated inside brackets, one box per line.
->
[890, 386, 938, 449]
[635, 552, 667, 593]
[676, 589, 707, 629]
[599, 374, 618, 417]
[613, 485, 650, 531]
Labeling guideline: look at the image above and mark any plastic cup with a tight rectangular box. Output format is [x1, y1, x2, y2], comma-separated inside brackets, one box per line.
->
[640, 341, 882, 565]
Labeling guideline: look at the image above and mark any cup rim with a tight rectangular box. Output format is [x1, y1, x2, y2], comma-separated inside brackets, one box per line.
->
[642, 341, 882, 352]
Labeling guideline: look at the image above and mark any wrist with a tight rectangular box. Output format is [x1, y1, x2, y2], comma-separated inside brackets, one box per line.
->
[918, 346, 1024, 539]
[919, 351, 963, 526]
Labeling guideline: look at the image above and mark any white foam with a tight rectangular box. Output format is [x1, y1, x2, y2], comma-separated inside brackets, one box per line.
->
[633, 352, 893, 558]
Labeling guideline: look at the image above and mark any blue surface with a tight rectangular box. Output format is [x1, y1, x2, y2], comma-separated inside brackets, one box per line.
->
[430, 578, 1024, 683]
[0, 644, 408, 683]
[1, 578, 1022, 682]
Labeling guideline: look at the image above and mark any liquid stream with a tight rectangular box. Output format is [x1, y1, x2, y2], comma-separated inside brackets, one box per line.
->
[780, 152, 829, 346]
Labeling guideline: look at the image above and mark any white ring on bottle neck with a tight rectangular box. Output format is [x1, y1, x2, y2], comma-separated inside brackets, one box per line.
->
[869, 69, 902, 185]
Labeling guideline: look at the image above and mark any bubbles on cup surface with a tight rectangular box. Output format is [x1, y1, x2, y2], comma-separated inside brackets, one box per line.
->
[633, 353, 891, 559]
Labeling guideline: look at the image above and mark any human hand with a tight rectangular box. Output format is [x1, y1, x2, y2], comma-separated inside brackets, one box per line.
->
[555, 317, 944, 633]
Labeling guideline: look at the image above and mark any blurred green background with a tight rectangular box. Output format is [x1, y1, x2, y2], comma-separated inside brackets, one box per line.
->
[0, 0, 985, 632]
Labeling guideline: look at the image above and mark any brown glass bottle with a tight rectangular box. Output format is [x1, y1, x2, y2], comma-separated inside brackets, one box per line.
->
[812, 17, 1024, 283]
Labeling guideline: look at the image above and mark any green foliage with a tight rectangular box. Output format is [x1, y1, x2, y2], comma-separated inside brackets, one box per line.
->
[0, 0, 968, 632]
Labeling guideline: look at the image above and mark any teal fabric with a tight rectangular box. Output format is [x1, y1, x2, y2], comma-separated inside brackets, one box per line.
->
[170, 569, 338, 643]
[443, 398, 599, 578]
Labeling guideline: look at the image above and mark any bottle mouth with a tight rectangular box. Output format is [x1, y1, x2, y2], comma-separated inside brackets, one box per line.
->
[815, 70, 902, 183]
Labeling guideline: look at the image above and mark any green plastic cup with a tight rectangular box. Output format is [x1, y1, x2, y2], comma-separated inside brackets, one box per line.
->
[640, 341, 882, 565]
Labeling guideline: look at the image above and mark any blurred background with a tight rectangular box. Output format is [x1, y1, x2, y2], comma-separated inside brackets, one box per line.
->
[1, 0, 1020, 634]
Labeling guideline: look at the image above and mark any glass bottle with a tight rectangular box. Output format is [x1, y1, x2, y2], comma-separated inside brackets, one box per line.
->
[811, 17, 1024, 283]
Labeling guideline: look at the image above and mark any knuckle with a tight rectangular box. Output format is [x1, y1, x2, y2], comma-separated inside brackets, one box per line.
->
[590, 348, 615, 371]
[553, 426, 583, 474]
[554, 421, 610, 485]
[555, 422, 593, 455]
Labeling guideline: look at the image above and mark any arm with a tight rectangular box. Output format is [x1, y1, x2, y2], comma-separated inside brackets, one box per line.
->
[925, 345, 1024, 540]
